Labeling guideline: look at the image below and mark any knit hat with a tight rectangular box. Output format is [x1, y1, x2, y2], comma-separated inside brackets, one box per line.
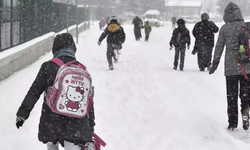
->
[177, 18, 185, 25]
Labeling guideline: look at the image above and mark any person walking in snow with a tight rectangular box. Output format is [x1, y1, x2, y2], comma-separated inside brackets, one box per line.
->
[169, 18, 191, 71]
[171, 15, 177, 29]
[15, 33, 96, 150]
[209, 2, 250, 131]
[192, 13, 219, 71]
[142, 21, 152, 42]
[132, 16, 143, 41]
[99, 18, 106, 30]
[98, 16, 126, 70]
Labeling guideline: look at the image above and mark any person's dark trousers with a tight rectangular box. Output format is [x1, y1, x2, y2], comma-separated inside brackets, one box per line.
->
[106, 44, 117, 67]
[174, 46, 186, 69]
[226, 75, 250, 127]
[145, 33, 149, 41]
[197, 46, 213, 70]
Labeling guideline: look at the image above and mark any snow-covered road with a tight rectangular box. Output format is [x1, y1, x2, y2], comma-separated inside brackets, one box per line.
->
[1, 21, 250, 150]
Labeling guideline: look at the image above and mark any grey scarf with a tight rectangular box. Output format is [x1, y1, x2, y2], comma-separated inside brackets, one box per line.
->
[53, 48, 76, 59]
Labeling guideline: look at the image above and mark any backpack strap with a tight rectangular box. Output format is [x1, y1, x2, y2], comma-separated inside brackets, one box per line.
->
[238, 56, 249, 80]
[50, 57, 64, 67]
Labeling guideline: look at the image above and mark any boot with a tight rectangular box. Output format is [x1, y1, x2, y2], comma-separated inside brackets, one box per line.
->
[109, 64, 114, 70]
[242, 108, 249, 130]
[227, 124, 237, 131]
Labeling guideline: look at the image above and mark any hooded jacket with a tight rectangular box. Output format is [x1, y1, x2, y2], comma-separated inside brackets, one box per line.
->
[170, 24, 191, 47]
[143, 22, 152, 35]
[98, 23, 126, 45]
[212, 2, 250, 76]
[16, 33, 95, 145]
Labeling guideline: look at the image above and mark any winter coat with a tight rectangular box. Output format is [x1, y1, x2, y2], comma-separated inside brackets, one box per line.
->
[100, 19, 106, 27]
[192, 20, 219, 47]
[143, 23, 152, 35]
[170, 24, 191, 47]
[132, 16, 143, 28]
[16, 33, 95, 145]
[98, 23, 126, 45]
[212, 2, 250, 76]
[132, 17, 143, 38]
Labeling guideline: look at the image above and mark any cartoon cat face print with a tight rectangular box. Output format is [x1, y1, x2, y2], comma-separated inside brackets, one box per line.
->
[66, 85, 84, 102]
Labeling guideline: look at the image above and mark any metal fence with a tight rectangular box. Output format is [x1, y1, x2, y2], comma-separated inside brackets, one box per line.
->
[0, 0, 90, 52]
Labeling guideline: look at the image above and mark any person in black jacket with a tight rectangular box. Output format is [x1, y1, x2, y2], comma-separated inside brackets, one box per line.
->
[192, 13, 219, 71]
[98, 16, 126, 70]
[132, 16, 143, 41]
[169, 18, 191, 71]
[16, 33, 95, 150]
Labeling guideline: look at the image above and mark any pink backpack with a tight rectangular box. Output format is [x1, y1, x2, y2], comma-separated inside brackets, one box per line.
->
[46, 57, 93, 118]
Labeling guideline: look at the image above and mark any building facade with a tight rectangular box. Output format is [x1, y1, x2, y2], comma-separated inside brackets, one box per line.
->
[165, 1, 202, 19]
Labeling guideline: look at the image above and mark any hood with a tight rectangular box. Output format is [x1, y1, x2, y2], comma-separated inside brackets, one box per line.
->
[52, 33, 76, 54]
[223, 2, 244, 23]
[177, 18, 185, 26]
[201, 13, 209, 21]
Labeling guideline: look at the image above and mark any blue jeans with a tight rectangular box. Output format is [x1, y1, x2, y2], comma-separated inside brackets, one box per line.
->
[174, 46, 186, 69]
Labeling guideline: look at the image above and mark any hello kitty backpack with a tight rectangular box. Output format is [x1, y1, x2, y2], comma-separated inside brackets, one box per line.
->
[46, 57, 93, 118]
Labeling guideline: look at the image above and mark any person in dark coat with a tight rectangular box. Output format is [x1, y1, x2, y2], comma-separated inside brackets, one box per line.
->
[169, 18, 191, 71]
[192, 13, 219, 71]
[209, 2, 250, 131]
[132, 16, 143, 41]
[171, 15, 177, 29]
[99, 18, 106, 30]
[143, 21, 152, 42]
[98, 16, 126, 70]
[16, 33, 95, 150]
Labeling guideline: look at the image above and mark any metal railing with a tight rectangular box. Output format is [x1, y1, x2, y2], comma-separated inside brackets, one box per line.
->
[0, 0, 90, 52]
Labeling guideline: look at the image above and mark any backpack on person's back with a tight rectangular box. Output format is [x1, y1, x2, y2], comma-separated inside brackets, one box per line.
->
[46, 57, 93, 118]
[238, 22, 250, 79]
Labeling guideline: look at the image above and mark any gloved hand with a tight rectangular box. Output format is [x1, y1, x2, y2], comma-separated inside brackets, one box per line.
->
[169, 46, 173, 50]
[16, 115, 25, 129]
[97, 41, 101, 46]
[209, 62, 219, 74]
[83, 142, 95, 150]
[192, 45, 198, 55]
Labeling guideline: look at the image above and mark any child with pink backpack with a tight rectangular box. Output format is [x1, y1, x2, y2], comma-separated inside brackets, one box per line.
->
[16, 33, 106, 150]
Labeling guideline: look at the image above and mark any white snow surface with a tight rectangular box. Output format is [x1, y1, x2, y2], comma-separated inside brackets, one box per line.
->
[1, 22, 250, 150]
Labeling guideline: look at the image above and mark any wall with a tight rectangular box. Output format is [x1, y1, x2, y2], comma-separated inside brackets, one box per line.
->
[0, 21, 90, 82]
